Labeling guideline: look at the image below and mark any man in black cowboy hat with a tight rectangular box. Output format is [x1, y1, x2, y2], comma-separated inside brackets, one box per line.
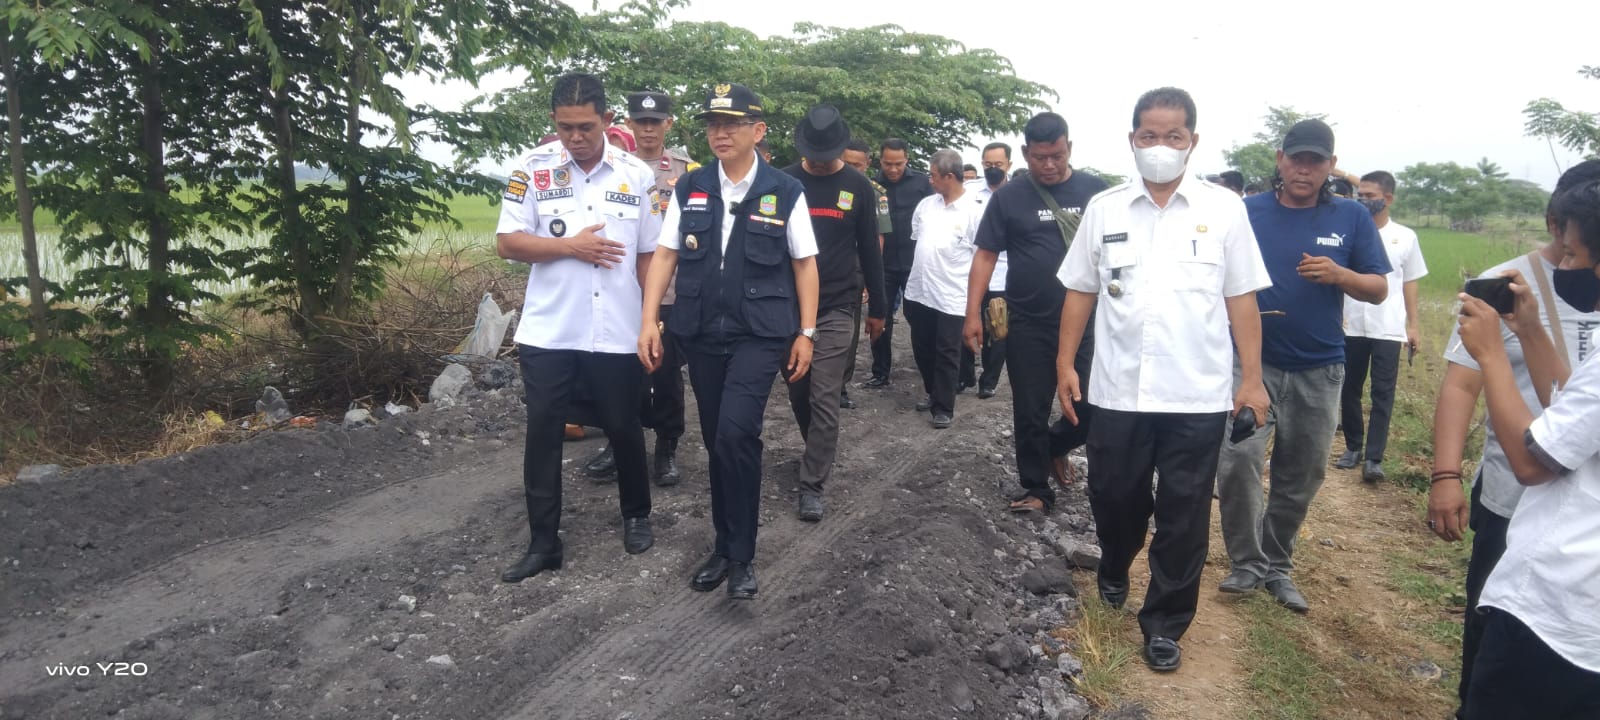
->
[781, 104, 888, 522]
[638, 82, 820, 599]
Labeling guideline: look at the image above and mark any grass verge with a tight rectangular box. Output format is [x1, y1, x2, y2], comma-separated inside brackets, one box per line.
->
[1061, 595, 1142, 708]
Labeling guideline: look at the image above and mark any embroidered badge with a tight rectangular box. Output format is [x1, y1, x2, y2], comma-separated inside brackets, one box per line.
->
[1196, 224, 1208, 233]
[837, 190, 854, 211]
[504, 175, 528, 204]
[619, 182, 630, 194]
[715, 83, 732, 97]
[687, 191, 709, 208]
[553, 168, 571, 187]
[659, 158, 671, 171]
[642, 96, 657, 110]
[605, 191, 640, 206]
[550, 219, 567, 237]
[532, 170, 551, 191]
[759, 194, 777, 216]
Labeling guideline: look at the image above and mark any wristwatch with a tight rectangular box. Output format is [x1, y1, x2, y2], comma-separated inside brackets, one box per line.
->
[799, 328, 818, 341]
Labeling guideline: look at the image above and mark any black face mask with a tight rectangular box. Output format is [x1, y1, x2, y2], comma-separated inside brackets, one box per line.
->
[1357, 197, 1386, 216]
[1552, 267, 1600, 312]
[983, 166, 1006, 187]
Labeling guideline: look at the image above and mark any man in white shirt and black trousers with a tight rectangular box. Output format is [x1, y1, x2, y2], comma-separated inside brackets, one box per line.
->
[638, 83, 820, 600]
[1056, 87, 1272, 672]
[904, 149, 985, 428]
[494, 73, 664, 583]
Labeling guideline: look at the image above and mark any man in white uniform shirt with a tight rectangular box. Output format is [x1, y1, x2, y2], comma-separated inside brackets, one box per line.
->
[1056, 87, 1272, 673]
[1335, 170, 1427, 483]
[494, 73, 663, 584]
[961, 141, 1011, 399]
[904, 149, 984, 429]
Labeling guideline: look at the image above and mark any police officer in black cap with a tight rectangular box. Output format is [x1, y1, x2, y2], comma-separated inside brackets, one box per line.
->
[584, 91, 701, 485]
[638, 82, 821, 600]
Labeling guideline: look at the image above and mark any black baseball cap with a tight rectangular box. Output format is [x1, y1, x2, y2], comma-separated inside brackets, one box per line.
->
[794, 104, 850, 163]
[627, 91, 671, 121]
[695, 83, 764, 119]
[1282, 119, 1334, 159]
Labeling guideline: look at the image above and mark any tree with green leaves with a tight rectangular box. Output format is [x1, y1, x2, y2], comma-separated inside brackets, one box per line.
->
[1221, 106, 1329, 189]
[1524, 65, 1600, 161]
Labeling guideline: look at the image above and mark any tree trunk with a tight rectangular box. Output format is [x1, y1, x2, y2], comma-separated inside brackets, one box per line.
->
[139, 30, 175, 392]
[270, 83, 319, 336]
[331, 3, 366, 319]
[1, 33, 50, 341]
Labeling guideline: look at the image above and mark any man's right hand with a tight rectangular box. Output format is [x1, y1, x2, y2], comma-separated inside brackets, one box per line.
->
[1056, 364, 1081, 426]
[1427, 477, 1470, 542]
[638, 324, 663, 373]
[963, 314, 984, 354]
[570, 223, 626, 268]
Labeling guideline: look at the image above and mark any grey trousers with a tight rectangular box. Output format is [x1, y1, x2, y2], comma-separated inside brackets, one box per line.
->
[787, 306, 856, 496]
[1216, 361, 1344, 583]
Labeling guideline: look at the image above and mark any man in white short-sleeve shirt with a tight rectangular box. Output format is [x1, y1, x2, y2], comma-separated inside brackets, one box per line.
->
[494, 73, 664, 585]
[904, 149, 984, 428]
[1055, 87, 1272, 673]
[1335, 170, 1429, 483]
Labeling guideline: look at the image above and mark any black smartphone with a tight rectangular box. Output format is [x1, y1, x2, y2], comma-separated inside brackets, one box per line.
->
[1230, 407, 1256, 444]
[1464, 277, 1515, 314]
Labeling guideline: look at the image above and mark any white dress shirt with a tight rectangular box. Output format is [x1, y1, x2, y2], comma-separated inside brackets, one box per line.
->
[1058, 176, 1272, 413]
[496, 143, 663, 354]
[1478, 350, 1600, 673]
[969, 181, 1008, 293]
[904, 189, 984, 316]
[655, 153, 819, 260]
[1343, 220, 1427, 341]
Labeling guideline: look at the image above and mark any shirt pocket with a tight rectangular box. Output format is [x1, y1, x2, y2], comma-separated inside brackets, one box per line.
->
[1174, 236, 1224, 293]
[743, 218, 789, 268]
[676, 211, 715, 262]
[540, 200, 581, 238]
[1099, 240, 1139, 295]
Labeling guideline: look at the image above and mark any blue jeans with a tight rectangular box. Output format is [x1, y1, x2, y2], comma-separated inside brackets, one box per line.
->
[1216, 362, 1344, 582]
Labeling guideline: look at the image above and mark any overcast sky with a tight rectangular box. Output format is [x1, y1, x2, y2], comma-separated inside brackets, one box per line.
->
[409, 0, 1596, 189]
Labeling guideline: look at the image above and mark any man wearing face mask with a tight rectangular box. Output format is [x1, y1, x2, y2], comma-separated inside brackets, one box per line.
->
[1453, 178, 1600, 720]
[1056, 87, 1272, 672]
[964, 142, 1013, 398]
[864, 138, 934, 389]
[1335, 171, 1427, 483]
[1215, 119, 1391, 613]
[1431, 160, 1600, 718]
[966, 112, 1109, 514]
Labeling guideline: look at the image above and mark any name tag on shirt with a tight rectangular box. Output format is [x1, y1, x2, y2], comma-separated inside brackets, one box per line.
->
[605, 191, 640, 206]
[1103, 232, 1129, 244]
[536, 188, 574, 201]
[748, 214, 786, 227]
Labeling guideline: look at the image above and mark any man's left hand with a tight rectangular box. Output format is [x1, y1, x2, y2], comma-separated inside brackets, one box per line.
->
[1233, 379, 1269, 428]
[1297, 253, 1346, 285]
[865, 316, 886, 342]
[786, 336, 814, 383]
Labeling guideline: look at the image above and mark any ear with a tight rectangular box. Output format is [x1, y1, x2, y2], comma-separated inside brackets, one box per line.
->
[603, 110, 616, 125]
[1189, 132, 1200, 154]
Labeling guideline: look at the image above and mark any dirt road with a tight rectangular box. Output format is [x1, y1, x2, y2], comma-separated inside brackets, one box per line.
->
[0, 357, 1103, 720]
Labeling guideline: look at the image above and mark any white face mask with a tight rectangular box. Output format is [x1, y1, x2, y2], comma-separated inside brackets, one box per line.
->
[1132, 144, 1189, 184]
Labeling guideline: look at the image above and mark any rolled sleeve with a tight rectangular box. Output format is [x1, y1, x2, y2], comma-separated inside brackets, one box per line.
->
[787, 194, 818, 259]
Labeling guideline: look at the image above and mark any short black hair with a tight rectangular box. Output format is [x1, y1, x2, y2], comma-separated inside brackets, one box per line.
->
[845, 138, 870, 155]
[1022, 112, 1068, 146]
[880, 138, 909, 154]
[982, 141, 1012, 160]
[962, 163, 976, 173]
[1217, 170, 1244, 193]
[1549, 159, 1600, 218]
[1553, 178, 1600, 264]
[1361, 170, 1397, 195]
[1244, 182, 1266, 195]
[1132, 87, 1197, 132]
[551, 72, 606, 116]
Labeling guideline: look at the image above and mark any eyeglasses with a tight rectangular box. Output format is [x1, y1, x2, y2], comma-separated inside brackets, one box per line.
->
[703, 118, 758, 133]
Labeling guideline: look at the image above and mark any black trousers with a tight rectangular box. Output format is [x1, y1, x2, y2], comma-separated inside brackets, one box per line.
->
[684, 337, 787, 563]
[517, 345, 650, 554]
[1464, 608, 1600, 719]
[869, 269, 909, 381]
[1085, 408, 1227, 641]
[1458, 477, 1512, 716]
[1340, 336, 1401, 462]
[1007, 312, 1093, 507]
[641, 305, 686, 442]
[905, 300, 964, 417]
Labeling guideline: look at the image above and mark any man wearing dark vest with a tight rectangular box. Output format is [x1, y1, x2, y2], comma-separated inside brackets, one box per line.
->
[863, 138, 933, 388]
[639, 83, 821, 600]
[783, 105, 888, 522]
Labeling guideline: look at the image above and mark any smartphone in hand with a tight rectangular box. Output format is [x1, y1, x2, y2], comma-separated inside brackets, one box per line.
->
[1463, 277, 1515, 315]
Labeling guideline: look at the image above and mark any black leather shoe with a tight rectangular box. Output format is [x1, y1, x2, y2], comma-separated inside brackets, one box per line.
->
[501, 552, 562, 583]
[1098, 576, 1129, 609]
[861, 376, 890, 389]
[585, 445, 616, 478]
[691, 554, 730, 591]
[957, 382, 973, 394]
[839, 392, 856, 409]
[798, 494, 824, 522]
[931, 413, 953, 429]
[623, 517, 653, 555]
[726, 561, 758, 600]
[1334, 448, 1360, 470]
[978, 386, 997, 399]
[916, 395, 933, 411]
[1361, 460, 1385, 484]
[1143, 636, 1181, 672]
[654, 437, 681, 487]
